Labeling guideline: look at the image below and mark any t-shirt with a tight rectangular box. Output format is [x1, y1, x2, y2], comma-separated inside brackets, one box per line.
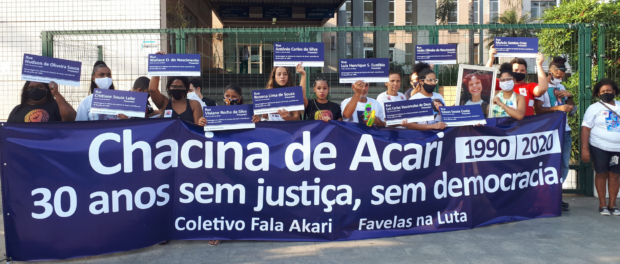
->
[582, 101, 620, 152]
[410, 92, 445, 124]
[340, 97, 386, 124]
[7, 100, 62, 122]
[506, 82, 538, 116]
[535, 84, 571, 132]
[202, 97, 217, 107]
[76, 94, 119, 121]
[304, 100, 342, 121]
[376, 92, 406, 110]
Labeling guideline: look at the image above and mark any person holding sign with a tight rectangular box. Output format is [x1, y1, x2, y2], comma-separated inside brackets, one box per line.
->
[131, 76, 160, 118]
[341, 80, 386, 126]
[460, 71, 491, 117]
[490, 63, 526, 120]
[76, 61, 127, 121]
[376, 70, 406, 109]
[581, 79, 620, 216]
[222, 84, 261, 123]
[486, 45, 548, 116]
[8, 81, 76, 122]
[401, 66, 447, 130]
[263, 65, 302, 121]
[301, 76, 342, 122]
[404, 63, 432, 100]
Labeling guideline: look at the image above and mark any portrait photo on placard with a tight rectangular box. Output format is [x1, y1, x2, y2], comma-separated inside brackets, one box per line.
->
[455, 65, 497, 117]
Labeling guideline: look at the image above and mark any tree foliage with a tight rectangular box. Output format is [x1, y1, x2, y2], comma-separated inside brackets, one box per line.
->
[436, 0, 457, 25]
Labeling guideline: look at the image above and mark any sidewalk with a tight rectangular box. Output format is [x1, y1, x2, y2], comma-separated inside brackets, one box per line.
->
[8, 195, 620, 264]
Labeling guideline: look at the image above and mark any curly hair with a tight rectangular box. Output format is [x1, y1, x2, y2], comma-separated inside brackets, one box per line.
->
[592, 78, 619, 98]
[460, 71, 491, 105]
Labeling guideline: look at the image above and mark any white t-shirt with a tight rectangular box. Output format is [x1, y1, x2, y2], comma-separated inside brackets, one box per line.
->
[582, 101, 620, 152]
[376, 91, 406, 110]
[340, 97, 386, 123]
[410, 92, 445, 124]
[535, 84, 571, 131]
[76, 94, 119, 121]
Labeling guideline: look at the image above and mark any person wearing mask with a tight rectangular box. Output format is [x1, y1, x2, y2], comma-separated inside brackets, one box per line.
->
[301, 74, 342, 122]
[221, 83, 261, 122]
[581, 79, 620, 216]
[76, 61, 128, 121]
[376, 70, 406, 109]
[8, 81, 76, 122]
[263, 65, 302, 121]
[533, 57, 574, 211]
[460, 71, 491, 117]
[131, 76, 160, 118]
[188, 78, 217, 106]
[401, 66, 446, 130]
[341, 80, 386, 126]
[490, 63, 526, 120]
[486, 45, 549, 116]
[404, 63, 432, 100]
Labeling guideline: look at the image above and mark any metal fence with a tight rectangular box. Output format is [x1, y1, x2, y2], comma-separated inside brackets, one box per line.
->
[39, 24, 597, 194]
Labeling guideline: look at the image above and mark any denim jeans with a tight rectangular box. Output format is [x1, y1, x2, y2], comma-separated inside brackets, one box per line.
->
[561, 131, 572, 183]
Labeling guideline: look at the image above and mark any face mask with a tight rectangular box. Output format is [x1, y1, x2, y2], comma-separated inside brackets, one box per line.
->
[422, 83, 436, 93]
[28, 88, 47, 101]
[95, 77, 113, 89]
[223, 98, 240, 105]
[169, 89, 186, 100]
[513, 73, 526, 82]
[550, 77, 562, 85]
[186, 91, 200, 101]
[499, 80, 515, 91]
[600, 93, 615, 103]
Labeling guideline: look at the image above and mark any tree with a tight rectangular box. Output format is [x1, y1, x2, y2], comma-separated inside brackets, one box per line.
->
[436, 0, 457, 25]
[484, 10, 538, 47]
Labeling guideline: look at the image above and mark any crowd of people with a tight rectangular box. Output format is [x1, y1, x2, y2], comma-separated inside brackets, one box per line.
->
[7, 47, 620, 221]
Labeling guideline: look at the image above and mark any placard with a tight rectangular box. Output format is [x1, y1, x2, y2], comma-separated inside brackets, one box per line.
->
[455, 65, 497, 117]
[306, 8, 335, 19]
[147, 54, 201, 76]
[203, 105, 255, 131]
[274, 42, 325, 67]
[494, 37, 539, 58]
[440, 105, 487, 126]
[21, 54, 82, 86]
[415, 44, 457, 64]
[384, 98, 435, 125]
[339, 58, 389, 83]
[90, 89, 148, 118]
[251, 86, 304, 115]
[220, 6, 249, 18]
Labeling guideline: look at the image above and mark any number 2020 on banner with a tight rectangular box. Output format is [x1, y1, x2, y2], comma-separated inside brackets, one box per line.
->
[455, 130, 561, 163]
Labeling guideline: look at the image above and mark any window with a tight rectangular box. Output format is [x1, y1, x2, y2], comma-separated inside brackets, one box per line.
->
[389, 0, 394, 26]
[346, 1, 351, 26]
[531, 1, 554, 20]
[448, 0, 458, 33]
[473, 0, 478, 24]
[405, 0, 413, 25]
[364, 0, 373, 26]
[489, 0, 499, 22]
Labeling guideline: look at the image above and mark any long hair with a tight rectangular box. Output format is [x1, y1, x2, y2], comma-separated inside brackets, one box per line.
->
[90, 63, 115, 94]
[165, 76, 190, 98]
[266, 66, 295, 89]
[460, 71, 491, 105]
[224, 84, 244, 105]
[19, 81, 54, 110]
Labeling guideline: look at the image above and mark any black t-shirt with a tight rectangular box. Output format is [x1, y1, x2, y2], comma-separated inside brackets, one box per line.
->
[8, 100, 62, 123]
[304, 100, 342, 121]
[202, 97, 217, 106]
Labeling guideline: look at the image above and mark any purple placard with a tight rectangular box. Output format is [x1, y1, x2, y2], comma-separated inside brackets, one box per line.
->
[90, 89, 148, 118]
[21, 54, 82, 86]
[147, 54, 201, 76]
[274, 42, 324, 67]
[203, 105, 255, 131]
[251, 86, 304, 115]
[415, 44, 457, 65]
[339, 58, 389, 83]
[494, 37, 539, 58]
[439, 105, 486, 127]
[384, 98, 435, 125]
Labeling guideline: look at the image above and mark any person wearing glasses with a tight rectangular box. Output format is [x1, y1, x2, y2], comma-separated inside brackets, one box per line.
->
[401, 64, 447, 130]
[301, 75, 342, 122]
[490, 63, 526, 120]
[581, 79, 620, 216]
[534, 57, 575, 211]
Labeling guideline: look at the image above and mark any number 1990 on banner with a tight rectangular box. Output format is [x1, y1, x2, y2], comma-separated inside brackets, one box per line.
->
[455, 130, 561, 163]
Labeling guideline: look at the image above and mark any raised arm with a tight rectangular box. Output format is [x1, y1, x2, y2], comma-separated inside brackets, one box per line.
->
[485, 45, 497, 68]
[148, 51, 169, 110]
[49, 81, 76, 121]
[297, 63, 308, 108]
[342, 81, 365, 119]
[533, 53, 549, 97]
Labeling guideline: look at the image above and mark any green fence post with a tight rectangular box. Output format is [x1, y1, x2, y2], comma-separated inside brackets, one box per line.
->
[578, 24, 594, 196]
[598, 24, 606, 81]
[175, 30, 186, 54]
[97, 45, 103, 61]
[429, 28, 440, 91]
[41, 31, 53, 57]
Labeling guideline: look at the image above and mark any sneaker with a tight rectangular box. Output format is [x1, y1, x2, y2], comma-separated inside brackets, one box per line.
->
[600, 207, 611, 215]
[611, 207, 620, 216]
[562, 201, 569, 211]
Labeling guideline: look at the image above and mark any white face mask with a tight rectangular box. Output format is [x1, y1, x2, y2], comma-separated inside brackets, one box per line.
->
[499, 80, 515, 91]
[550, 77, 562, 85]
[187, 91, 200, 101]
[95, 77, 113, 89]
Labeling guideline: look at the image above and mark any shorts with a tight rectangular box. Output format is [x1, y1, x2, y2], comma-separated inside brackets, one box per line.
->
[590, 145, 620, 174]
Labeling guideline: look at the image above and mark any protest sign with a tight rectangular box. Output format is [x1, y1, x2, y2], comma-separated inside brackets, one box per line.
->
[455, 65, 497, 117]
[90, 89, 149, 118]
[415, 44, 457, 65]
[203, 105, 255, 131]
[21, 54, 82, 86]
[339, 58, 389, 83]
[274, 42, 324, 67]
[148, 54, 201, 76]
[384, 98, 435, 125]
[251, 86, 304, 115]
[440, 105, 487, 126]
[494, 37, 539, 58]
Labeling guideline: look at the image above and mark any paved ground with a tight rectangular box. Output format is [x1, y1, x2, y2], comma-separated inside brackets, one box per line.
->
[5, 195, 620, 264]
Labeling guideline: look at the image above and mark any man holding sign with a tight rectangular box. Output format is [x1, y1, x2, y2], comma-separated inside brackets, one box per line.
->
[341, 80, 386, 127]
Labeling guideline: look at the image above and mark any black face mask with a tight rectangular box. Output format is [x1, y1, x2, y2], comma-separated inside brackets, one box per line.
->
[422, 83, 436, 93]
[223, 98, 240, 105]
[169, 89, 186, 100]
[600, 93, 616, 103]
[513, 73, 526, 82]
[28, 88, 47, 101]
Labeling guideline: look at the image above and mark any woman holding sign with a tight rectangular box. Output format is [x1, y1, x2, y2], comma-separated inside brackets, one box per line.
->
[301, 74, 342, 122]
[222, 84, 261, 123]
[8, 81, 76, 122]
[263, 66, 301, 121]
[76, 61, 128, 121]
[490, 63, 526, 120]
[401, 66, 447, 130]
